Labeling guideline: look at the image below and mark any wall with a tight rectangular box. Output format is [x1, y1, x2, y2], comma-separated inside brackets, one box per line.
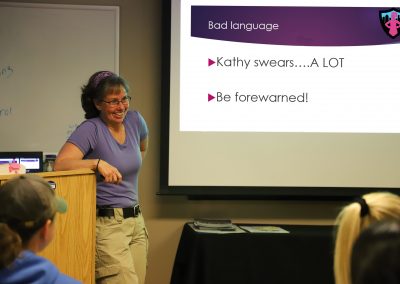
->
[0, 0, 345, 283]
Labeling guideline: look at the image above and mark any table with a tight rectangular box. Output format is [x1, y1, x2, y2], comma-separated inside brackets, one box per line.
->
[171, 223, 335, 284]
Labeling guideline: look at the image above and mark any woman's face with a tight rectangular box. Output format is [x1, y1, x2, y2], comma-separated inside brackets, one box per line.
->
[95, 87, 130, 126]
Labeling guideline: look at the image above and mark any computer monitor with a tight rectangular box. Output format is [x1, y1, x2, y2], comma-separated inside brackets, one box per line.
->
[0, 152, 43, 173]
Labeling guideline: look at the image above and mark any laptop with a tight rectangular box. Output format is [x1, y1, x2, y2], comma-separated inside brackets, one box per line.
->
[0, 152, 43, 173]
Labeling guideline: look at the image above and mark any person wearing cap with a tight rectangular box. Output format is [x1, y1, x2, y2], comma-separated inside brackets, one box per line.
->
[0, 174, 80, 284]
[334, 192, 400, 284]
[54, 71, 149, 284]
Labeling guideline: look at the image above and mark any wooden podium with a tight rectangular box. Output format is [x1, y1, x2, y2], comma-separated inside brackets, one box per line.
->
[0, 169, 96, 284]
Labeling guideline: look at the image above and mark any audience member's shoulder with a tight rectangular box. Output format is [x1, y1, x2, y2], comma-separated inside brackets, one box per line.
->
[0, 251, 78, 284]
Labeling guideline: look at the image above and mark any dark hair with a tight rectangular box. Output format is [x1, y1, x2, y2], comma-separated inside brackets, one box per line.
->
[351, 220, 400, 284]
[81, 71, 130, 119]
[0, 223, 22, 269]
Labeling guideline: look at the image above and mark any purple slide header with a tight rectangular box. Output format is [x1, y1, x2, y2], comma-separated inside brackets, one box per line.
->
[191, 6, 400, 46]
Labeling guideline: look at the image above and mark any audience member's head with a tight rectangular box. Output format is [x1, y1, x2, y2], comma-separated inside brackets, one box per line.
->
[351, 219, 400, 284]
[0, 175, 67, 269]
[334, 192, 400, 284]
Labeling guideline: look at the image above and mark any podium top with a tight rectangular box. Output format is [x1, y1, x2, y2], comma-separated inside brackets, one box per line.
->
[0, 169, 95, 181]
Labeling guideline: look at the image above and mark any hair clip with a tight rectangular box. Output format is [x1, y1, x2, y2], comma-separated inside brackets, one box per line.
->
[92, 71, 114, 88]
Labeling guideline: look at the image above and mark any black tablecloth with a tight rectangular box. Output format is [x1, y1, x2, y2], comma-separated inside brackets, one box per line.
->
[171, 223, 335, 284]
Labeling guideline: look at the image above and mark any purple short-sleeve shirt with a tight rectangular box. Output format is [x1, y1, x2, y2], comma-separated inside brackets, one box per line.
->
[68, 111, 148, 207]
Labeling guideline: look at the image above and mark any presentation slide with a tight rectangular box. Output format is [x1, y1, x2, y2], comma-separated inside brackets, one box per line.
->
[164, 0, 400, 195]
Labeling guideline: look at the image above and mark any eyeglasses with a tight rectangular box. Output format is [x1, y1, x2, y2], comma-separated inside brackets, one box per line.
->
[101, 96, 131, 107]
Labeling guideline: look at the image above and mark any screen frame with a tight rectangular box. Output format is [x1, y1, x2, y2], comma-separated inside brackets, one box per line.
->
[159, 0, 400, 200]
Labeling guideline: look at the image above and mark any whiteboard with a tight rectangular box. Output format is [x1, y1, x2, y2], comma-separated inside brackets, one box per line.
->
[0, 3, 119, 153]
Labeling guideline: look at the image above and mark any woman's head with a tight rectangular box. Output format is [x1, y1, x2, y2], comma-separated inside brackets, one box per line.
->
[351, 220, 400, 284]
[0, 175, 67, 269]
[334, 192, 400, 284]
[81, 71, 130, 119]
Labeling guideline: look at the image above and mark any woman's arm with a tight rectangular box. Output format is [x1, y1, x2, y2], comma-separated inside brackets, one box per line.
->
[54, 142, 96, 171]
[140, 137, 148, 160]
[54, 142, 122, 184]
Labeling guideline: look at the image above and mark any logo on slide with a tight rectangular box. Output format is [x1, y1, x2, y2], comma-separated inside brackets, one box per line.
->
[379, 8, 400, 39]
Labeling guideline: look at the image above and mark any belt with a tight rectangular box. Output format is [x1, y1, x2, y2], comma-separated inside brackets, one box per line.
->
[97, 205, 141, 218]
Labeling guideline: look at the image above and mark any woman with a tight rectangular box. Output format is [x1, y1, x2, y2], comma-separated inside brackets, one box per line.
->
[0, 175, 79, 284]
[54, 71, 149, 284]
[334, 192, 400, 284]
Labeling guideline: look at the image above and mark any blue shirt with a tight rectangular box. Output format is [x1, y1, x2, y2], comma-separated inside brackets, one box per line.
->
[0, 250, 80, 284]
[68, 110, 148, 207]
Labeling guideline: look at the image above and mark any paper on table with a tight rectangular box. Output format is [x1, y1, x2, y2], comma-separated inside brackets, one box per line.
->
[189, 223, 246, 234]
[240, 225, 290, 233]
[193, 218, 233, 229]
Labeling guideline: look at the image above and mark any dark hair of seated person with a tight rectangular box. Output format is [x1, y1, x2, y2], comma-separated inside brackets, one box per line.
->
[351, 219, 400, 284]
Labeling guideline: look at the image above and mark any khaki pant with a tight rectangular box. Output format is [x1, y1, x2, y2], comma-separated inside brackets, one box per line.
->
[95, 209, 149, 284]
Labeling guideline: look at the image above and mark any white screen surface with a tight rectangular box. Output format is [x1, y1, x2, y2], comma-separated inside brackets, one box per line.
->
[165, 0, 400, 193]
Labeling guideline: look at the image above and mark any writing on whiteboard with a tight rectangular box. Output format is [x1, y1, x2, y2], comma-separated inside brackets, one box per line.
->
[0, 107, 12, 117]
[0, 66, 14, 79]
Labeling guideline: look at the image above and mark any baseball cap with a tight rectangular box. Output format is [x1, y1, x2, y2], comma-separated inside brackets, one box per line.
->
[0, 175, 67, 230]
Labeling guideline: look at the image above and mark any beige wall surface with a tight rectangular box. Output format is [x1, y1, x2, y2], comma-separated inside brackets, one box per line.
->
[0, 0, 348, 283]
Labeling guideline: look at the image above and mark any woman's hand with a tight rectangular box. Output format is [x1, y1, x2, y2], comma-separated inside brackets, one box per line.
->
[97, 159, 122, 184]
